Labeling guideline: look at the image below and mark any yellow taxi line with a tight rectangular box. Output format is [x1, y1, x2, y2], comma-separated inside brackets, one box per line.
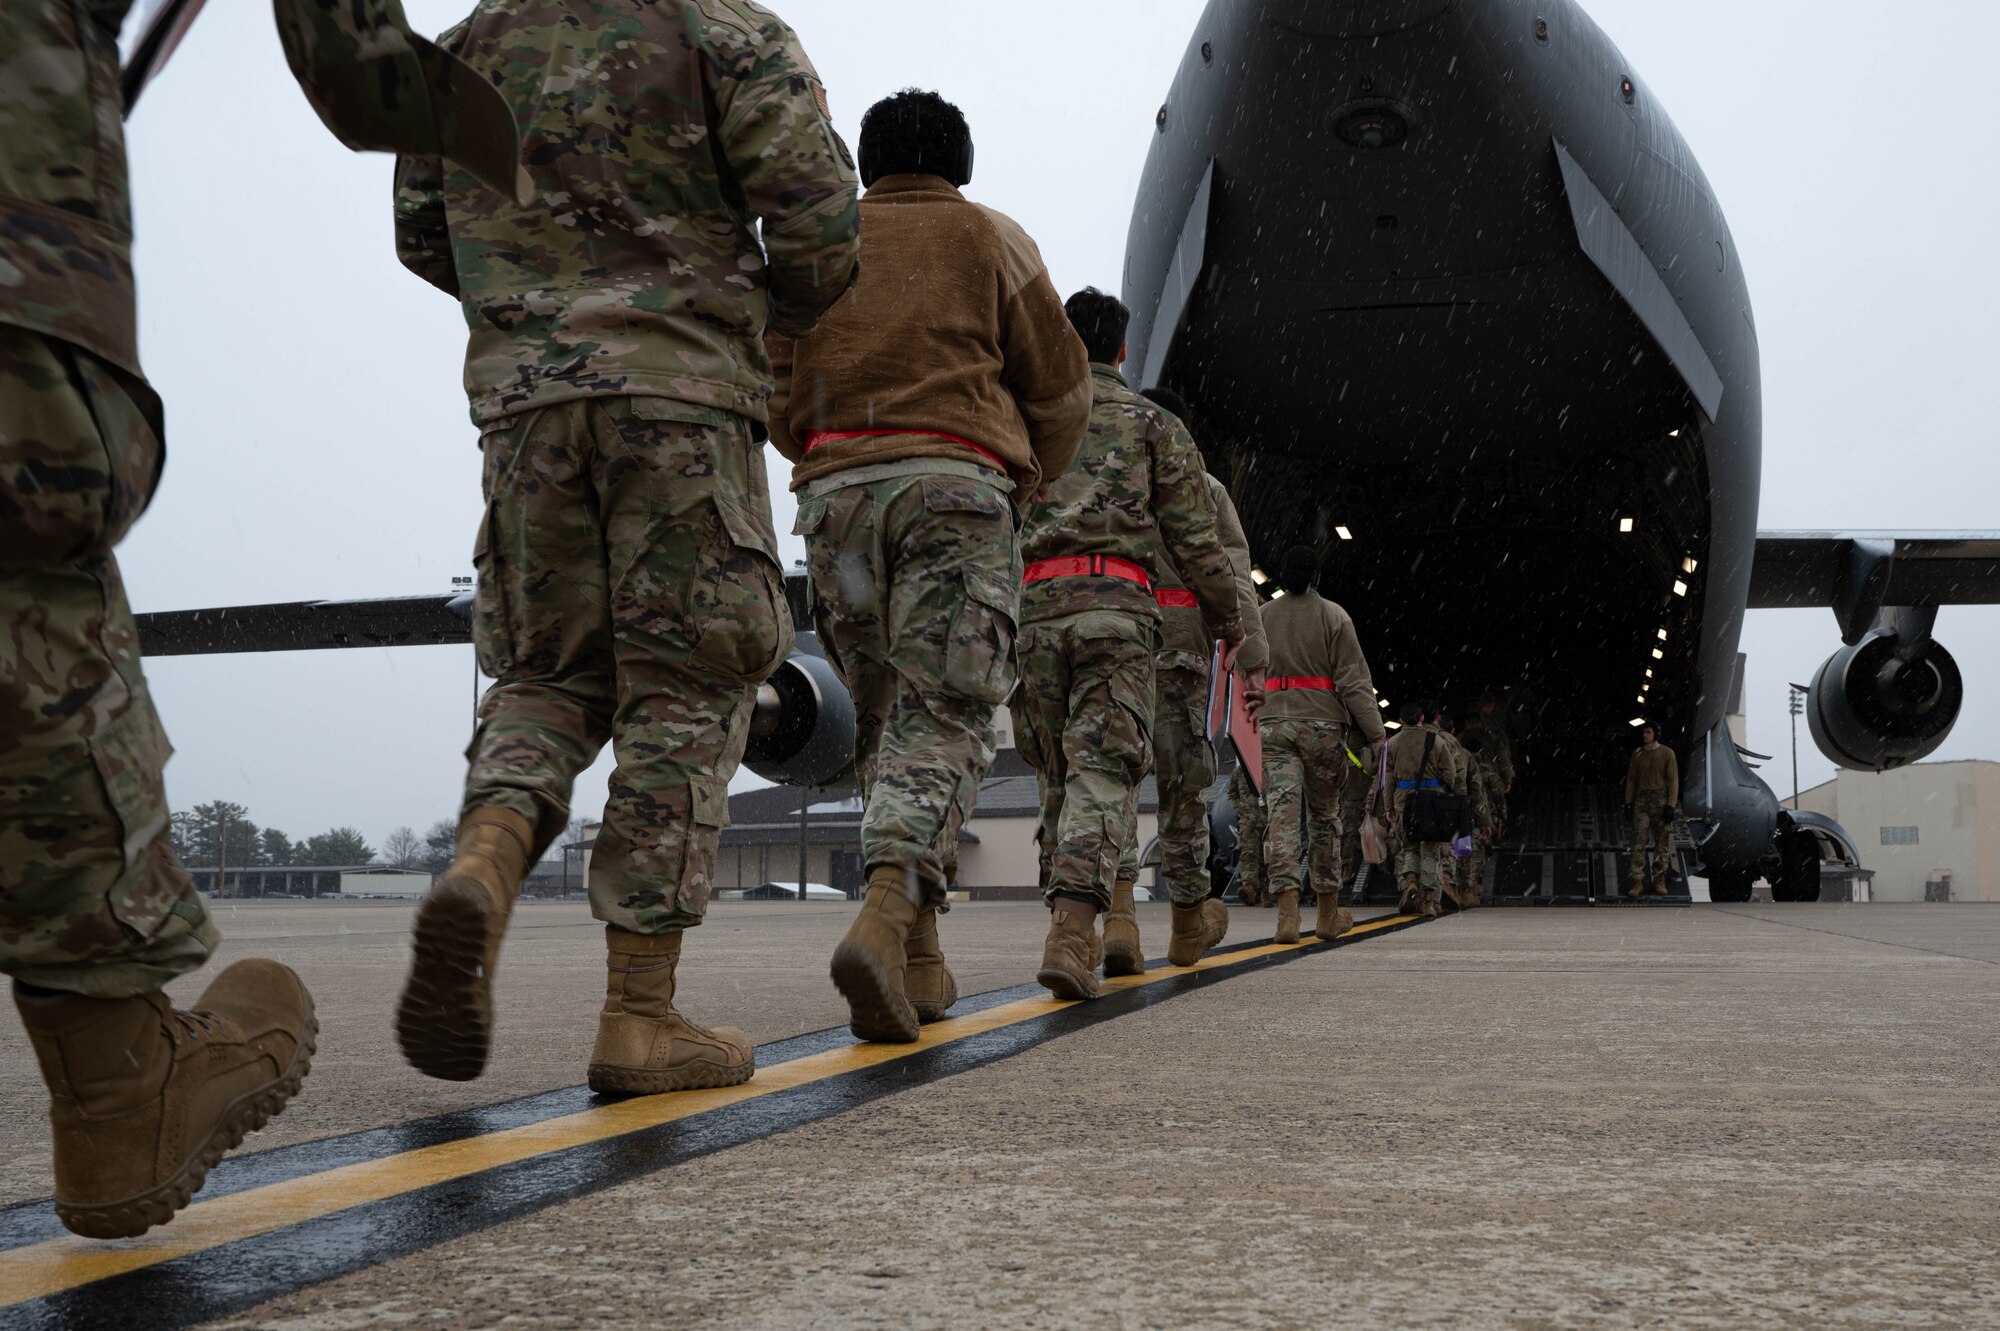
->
[0, 915, 1414, 1307]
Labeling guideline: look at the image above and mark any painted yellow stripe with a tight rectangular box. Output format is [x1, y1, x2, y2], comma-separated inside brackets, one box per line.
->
[0, 915, 1416, 1306]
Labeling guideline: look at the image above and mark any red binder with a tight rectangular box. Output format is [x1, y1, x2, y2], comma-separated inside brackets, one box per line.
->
[1205, 641, 1263, 795]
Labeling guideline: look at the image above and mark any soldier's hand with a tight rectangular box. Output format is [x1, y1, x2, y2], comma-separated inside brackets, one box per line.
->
[1241, 669, 1266, 717]
[1210, 616, 1246, 649]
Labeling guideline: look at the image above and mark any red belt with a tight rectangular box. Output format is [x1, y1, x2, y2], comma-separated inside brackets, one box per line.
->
[1155, 588, 1198, 609]
[1267, 676, 1335, 691]
[1023, 556, 1151, 588]
[802, 428, 1007, 472]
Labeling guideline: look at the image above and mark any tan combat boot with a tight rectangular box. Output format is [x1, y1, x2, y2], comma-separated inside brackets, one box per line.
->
[1626, 880, 1645, 899]
[1102, 881, 1144, 977]
[1275, 890, 1302, 944]
[904, 904, 958, 1024]
[1237, 880, 1261, 907]
[15, 961, 315, 1239]
[1315, 892, 1354, 941]
[1651, 878, 1670, 897]
[397, 806, 534, 1081]
[830, 866, 923, 1042]
[1167, 898, 1230, 966]
[1420, 888, 1441, 918]
[588, 928, 753, 1094]
[1037, 897, 1101, 1000]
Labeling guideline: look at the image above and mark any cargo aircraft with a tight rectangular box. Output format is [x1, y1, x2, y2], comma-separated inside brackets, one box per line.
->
[137, 0, 2000, 903]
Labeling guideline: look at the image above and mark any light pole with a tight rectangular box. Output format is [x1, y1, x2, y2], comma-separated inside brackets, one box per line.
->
[1787, 685, 1804, 809]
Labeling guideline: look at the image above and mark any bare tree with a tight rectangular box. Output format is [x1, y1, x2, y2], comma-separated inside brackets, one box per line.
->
[381, 825, 422, 868]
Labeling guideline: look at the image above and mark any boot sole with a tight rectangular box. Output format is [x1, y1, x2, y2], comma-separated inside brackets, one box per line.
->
[587, 1055, 755, 1097]
[397, 882, 499, 1081]
[57, 997, 318, 1241]
[1035, 966, 1099, 1001]
[830, 941, 921, 1043]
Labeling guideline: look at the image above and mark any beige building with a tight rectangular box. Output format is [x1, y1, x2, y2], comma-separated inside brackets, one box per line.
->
[1795, 760, 2000, 902]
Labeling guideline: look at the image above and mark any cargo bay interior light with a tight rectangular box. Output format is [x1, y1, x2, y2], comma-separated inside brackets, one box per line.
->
[1645, 668, 1654, 678]
[1652, 648, 1665, 660]
[1657, 628, 1669, 641]
[1681, 556, 1698, 574]
[1335, 525, 1354, 541]
[1673, 580, 1688, 597]
[1618, 516, 1635, 534]
[1630, 717, 1647, 727]
[1251, 567, 1268, 585]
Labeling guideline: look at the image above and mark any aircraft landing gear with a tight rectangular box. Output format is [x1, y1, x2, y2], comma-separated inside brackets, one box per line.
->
[1770, 825, 1823, 903]
[1707, 870, 1755, 903]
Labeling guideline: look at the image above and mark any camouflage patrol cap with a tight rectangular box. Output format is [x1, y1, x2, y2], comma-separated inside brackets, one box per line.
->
[272, 0, 531, 205]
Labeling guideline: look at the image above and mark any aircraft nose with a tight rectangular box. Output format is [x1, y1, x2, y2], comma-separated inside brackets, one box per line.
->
[1255, 0, 1456, 39]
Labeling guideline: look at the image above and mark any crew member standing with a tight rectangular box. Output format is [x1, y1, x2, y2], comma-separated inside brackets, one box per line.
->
[1624, 724, 1681, 897]
[1015, 289, 1244, 999]
[391, 0, 860, 1094]
[1257, 546, 1387, 943]
[1388, 701, 1466, 918]
[1111, 386, 1268, 965]
[767, 90, 1090, 1041]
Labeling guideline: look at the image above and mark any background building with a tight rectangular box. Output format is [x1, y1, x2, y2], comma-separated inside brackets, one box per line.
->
[1794, 760, 2000, 902]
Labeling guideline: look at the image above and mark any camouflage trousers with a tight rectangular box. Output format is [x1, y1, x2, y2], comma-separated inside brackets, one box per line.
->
[1228, 763, 1265, 898]
[1261, 719, 1349, 904]
[1015, 610, 1155, 912]
[0, 327, 216, 997]
[1630, 793, 1673, 886]
[797, 460, 1018, 904]
[1117, 652, 1214, 905]
[1339, 752, 1370, 897]
[467, 397, 790, 934]
[1396, 839, 1451, 905]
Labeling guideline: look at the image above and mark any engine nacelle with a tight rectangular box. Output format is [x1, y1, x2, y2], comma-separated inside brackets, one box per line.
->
[741, 651, 857, 788]
[1807, 630, 1962, 771]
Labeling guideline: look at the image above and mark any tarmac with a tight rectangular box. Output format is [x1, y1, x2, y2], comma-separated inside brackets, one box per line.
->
[3, 899, 1998, 1328]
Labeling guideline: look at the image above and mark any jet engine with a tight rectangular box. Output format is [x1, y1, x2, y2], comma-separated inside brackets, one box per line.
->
[742, 648, 857, 788]
[1806, 622, 1962, 771]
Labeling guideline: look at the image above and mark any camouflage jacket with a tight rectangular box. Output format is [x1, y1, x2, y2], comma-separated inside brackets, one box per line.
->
[394, 0, 860, 425]
[0, 1, 143, 377]
[1018, 365, 1243, 637]
[1462, 708, 1515, 780]
[1155, 473, 1270, 671]
[1388, 724, 1467, 813]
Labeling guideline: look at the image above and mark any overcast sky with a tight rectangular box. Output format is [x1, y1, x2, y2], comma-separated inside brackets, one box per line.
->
[117, 0, 1998, 851]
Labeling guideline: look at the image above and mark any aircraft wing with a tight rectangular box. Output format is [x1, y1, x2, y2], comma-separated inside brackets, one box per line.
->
[1750, 532, 2000, 639]
[135, 595, 473, 657]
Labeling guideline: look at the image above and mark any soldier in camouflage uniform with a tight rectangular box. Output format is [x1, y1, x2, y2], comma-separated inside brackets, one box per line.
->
[1461, 734, 1499, 907]
[1434, 713, 1473, 908]
[391, 0, 859, 1093]
[1228, 764, 1268, 906]
[766, 91, 1090, 1042]
[1016, 290, 1245, 999]
[1111, 386, 1267, 964]
[1624, 725, 1681, 896]
[1338, 736, 1375, 898]
[1387, 701, 1467, 917]
[1257, 547, 1387, 942]
[1, 0, 520, 1240]
[1462, 690, 1515, 827]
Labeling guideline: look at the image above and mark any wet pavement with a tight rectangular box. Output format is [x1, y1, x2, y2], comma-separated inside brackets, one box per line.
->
[4, 902, 1997, 1327]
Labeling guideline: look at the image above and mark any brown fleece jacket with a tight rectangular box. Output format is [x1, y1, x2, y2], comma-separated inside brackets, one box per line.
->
[766, 174, 1090, 491]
